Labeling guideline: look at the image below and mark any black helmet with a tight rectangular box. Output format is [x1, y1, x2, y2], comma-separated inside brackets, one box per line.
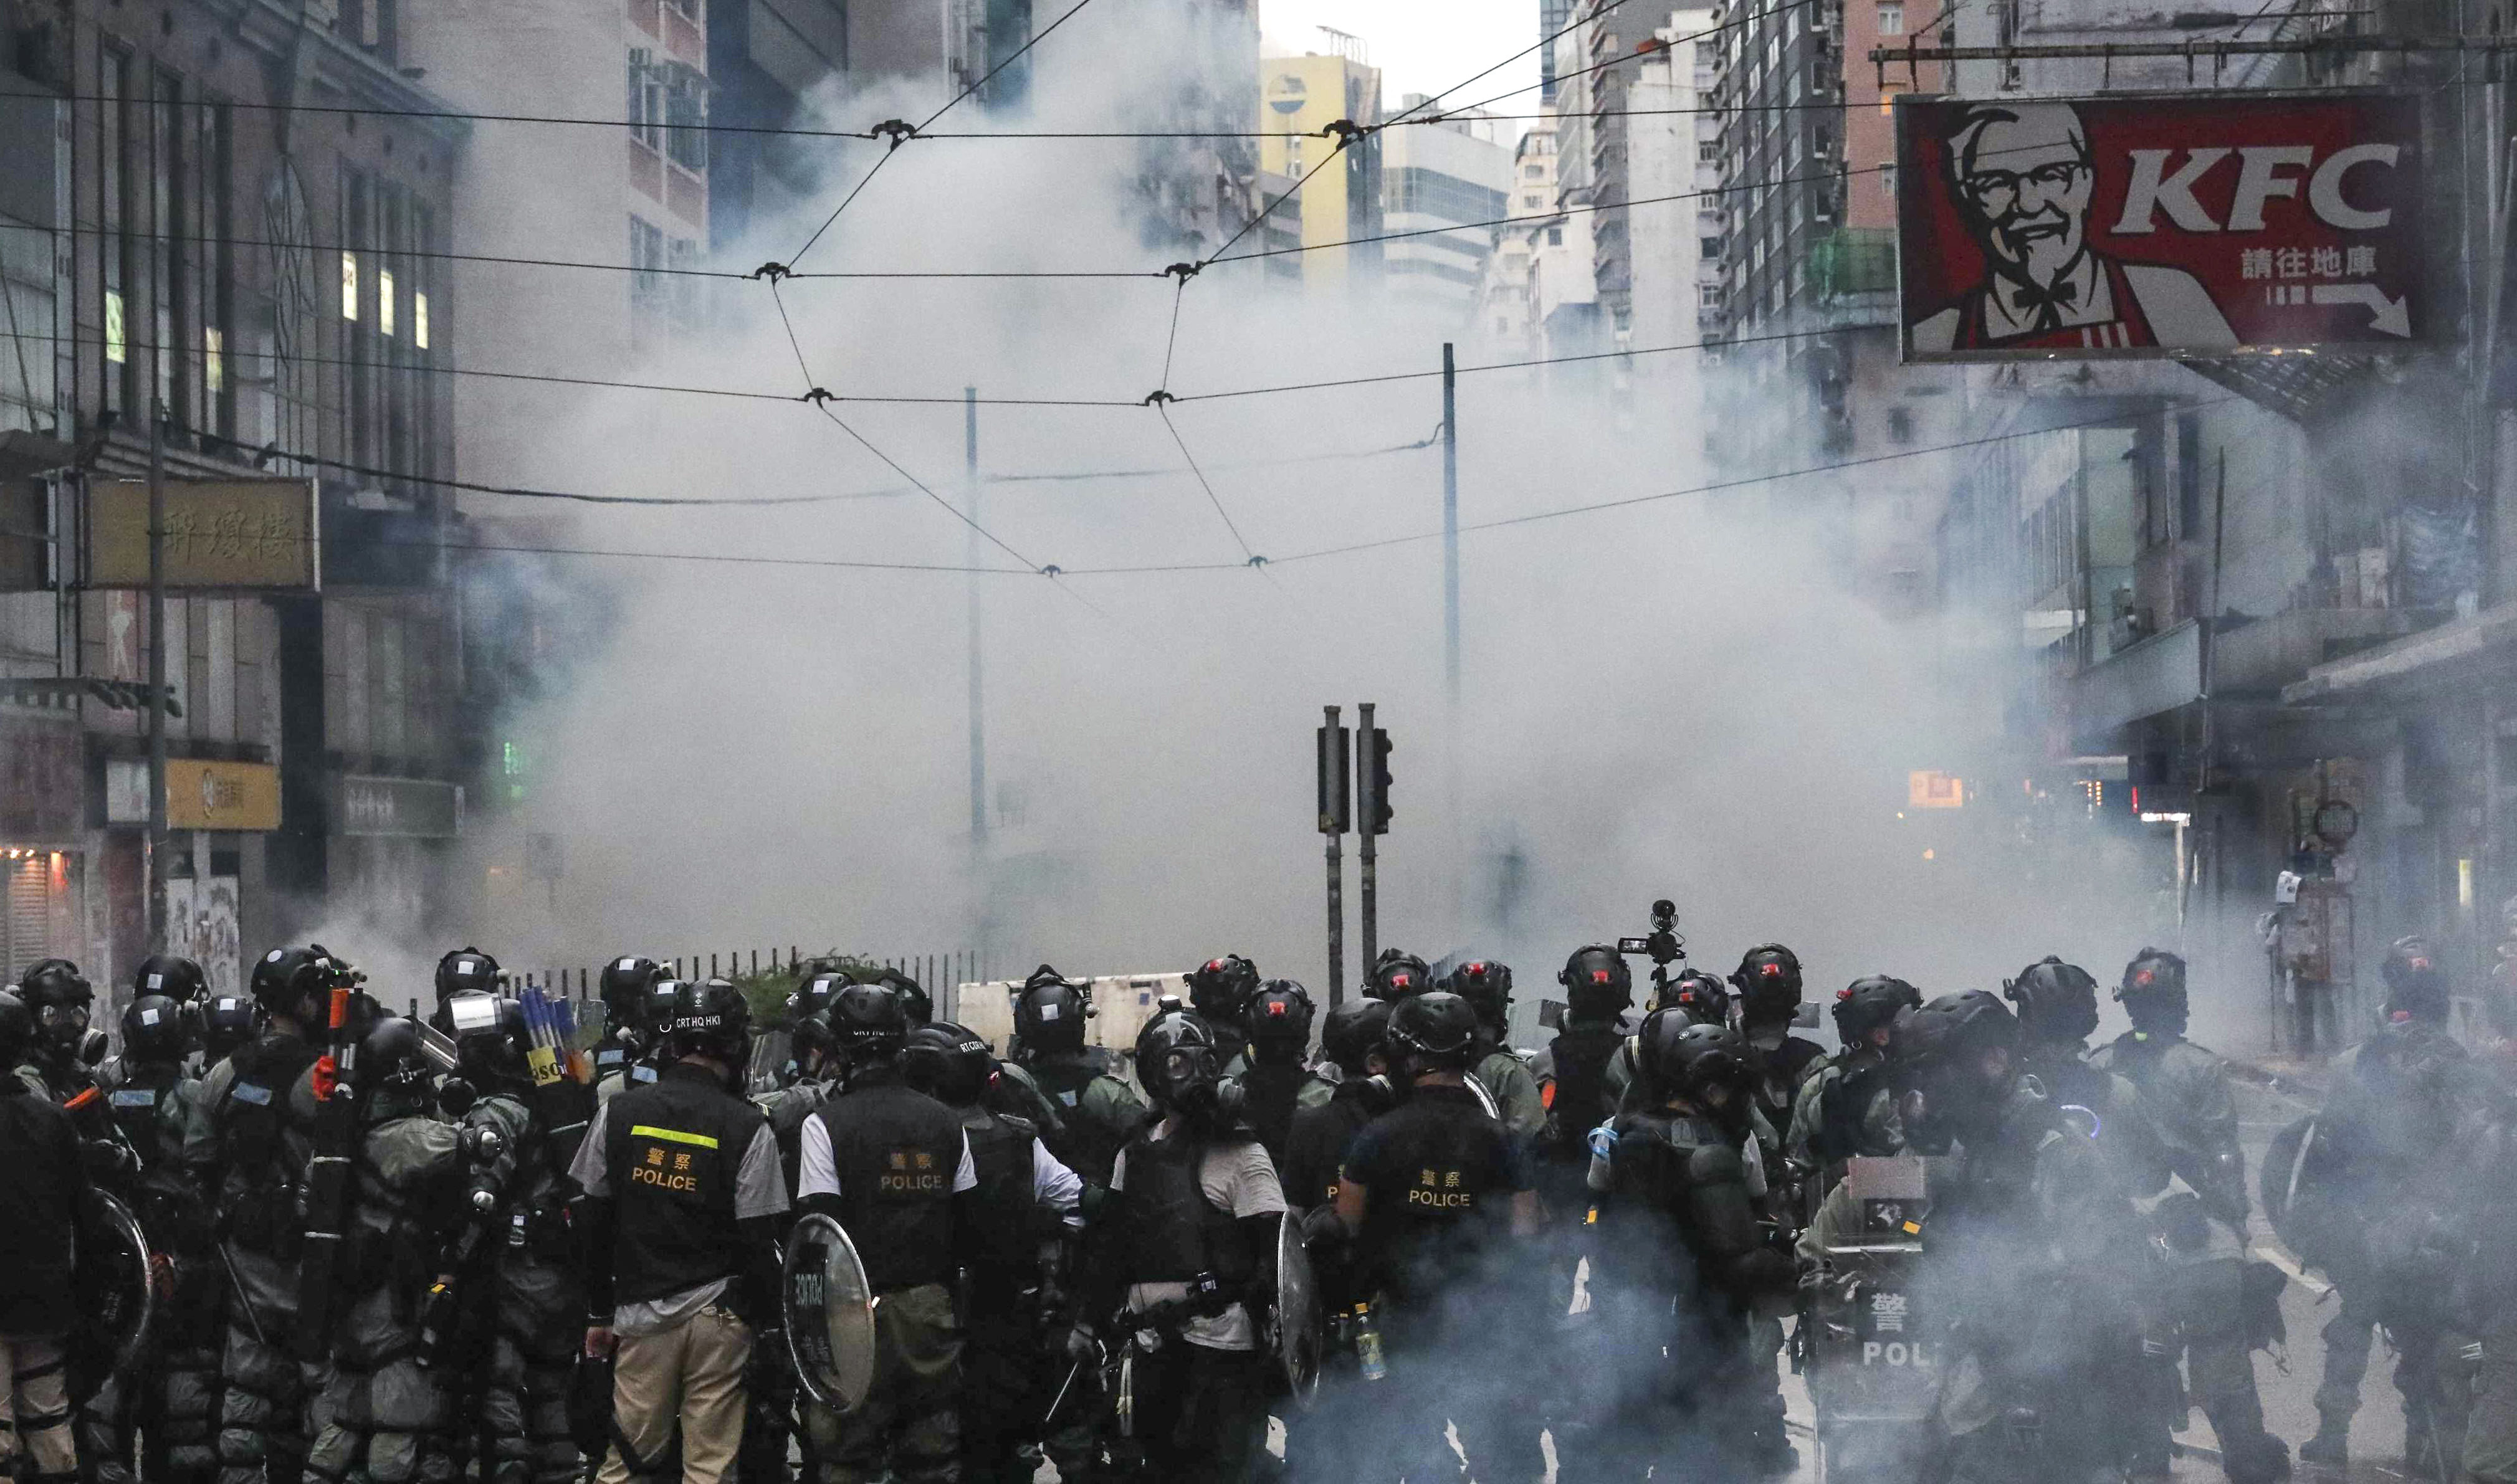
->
[202, 994, 261, 1061]
[438, 992, 530, 1084]
[1134, 1007, 1239, 1120]
[1832, 975, 1923, 1042]
[0, 989, 33, 1065]
[132, 954, 209, 1004]
[1365, 949, 1433, 1003]
[1893, 990, 2018, 1074]
[1635, 1011, 1755, 1116]
[122, 994, 194, 1064]
[670, 978, 753, 1067]
[788, 1009, 838, 1067]
[2117, 949, 2189, 1034]
[1188, 955, 1262, 1022]
[434, 948, 503, 1005]
[641, 979, 686, 1043]
[1385, 991, 1478, 1069]
[829, 981, 909, 1057]
[2003, 957, 2101, 1046]
[17, 958, 93, 1052]
[1245, 980, 1317, 1047]
[599, 956, 666, 1030]
[877, 969, 932, 1027]
[1446, 959, 1514, 1032]
[1014, 971, 1090, 1057]
[1731, 944, 1804, 1024]
[1559, 946, 1634, 1020]
[2382, 936, 2449, 1020]
[788, 972, 849, 1024]
[360, 1017, 437, 1119]
[1661, 968, 1731, 1026]
[1320, 999, 1393, 1078]
[251, 946, 335, 1017]
[902, 1022, 994, 1106]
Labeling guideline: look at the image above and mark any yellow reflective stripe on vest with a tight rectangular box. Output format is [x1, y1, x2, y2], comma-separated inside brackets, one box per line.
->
[630, 1125, 720, 1149]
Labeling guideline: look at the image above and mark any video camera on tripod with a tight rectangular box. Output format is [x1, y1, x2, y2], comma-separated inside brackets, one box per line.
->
[1617, 898, 1688, 1004]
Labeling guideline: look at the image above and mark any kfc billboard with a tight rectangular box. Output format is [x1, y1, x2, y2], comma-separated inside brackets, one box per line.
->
[1895, 92, 2424, 361]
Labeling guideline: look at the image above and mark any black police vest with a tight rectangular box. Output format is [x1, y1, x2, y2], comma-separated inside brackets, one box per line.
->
[816, 1080, 964, 1295]
[604, 1064, 763, 1306]
[219, 1033, 320, 1191]
[1544, 1026, 1625, 1161]
[1241, 1059, 1307, 1169]
[960, 1108, 1040, 1284]
[1119, 1130, 1251, 1287]
[1354, 1085, 1514, 1302]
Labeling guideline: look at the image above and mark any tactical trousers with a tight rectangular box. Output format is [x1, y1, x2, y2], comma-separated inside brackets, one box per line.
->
[801, 1283, 960, 1484]
[1117, 1339, 1264, 1484]
[2173, 1260, 2285, 1484]
[217, 1246, 313, 1484]
[961, 1304, 1083, 1484]
[160, 1264, 231, 1484]
[302, 1285, 460, 1484]
[2463, 1305, 2517, 1483]
[2311, 1276, 2379, 1422]
[599, 1305, 753, 1484]
[484, 1247, 585, 1484]
[1, 1334, 75, 1484]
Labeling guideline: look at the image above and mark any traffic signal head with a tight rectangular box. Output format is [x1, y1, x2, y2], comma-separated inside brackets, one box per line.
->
[1366, 728, 1394, 835]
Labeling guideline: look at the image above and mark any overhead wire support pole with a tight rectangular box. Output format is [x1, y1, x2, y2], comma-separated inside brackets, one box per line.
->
[967, 386, 986, 850]
[1442, 343, 1459, 709]
[147, 398, 167, 954]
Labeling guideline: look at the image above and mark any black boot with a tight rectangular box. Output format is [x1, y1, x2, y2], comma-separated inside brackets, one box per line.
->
[2295, 1414, 2348, 1467]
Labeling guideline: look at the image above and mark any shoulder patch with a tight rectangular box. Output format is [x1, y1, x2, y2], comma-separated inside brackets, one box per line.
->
[631, 1065, 659, 1083]
[111, 1087, 157, 1108]
[231, 1082, 272, 1106]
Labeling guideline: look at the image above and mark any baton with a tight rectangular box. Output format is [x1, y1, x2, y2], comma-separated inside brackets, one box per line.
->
[215, 1238, 270, 1348]
[1041, 1354, 1090, 1430]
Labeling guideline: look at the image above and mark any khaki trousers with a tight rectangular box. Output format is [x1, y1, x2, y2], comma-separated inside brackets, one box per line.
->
[1, 1334, 75, 1482]
[598, 1307, 753, 1484]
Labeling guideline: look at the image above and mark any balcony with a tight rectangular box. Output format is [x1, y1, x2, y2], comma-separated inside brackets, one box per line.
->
[1805, 226, 1894, 298]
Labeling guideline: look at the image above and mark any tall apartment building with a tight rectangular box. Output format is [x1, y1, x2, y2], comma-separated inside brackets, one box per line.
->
[0, 0, 471, 997]
[1380, 100, 1513, 320]
[1256, 39, 1385, 292]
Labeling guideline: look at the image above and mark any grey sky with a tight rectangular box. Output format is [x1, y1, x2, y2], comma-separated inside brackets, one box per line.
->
[1259, 0, 1545, 120]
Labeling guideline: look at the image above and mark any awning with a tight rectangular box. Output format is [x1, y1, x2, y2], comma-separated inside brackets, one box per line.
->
[2281, 601, 2517, 703]
[2073, 619, 2202, 735]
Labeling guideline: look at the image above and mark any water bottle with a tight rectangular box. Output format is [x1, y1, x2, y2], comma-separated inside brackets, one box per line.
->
[1354, 1301, 1387, 1382]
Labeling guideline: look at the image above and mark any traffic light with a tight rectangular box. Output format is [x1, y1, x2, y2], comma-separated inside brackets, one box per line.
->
[1316, 721, 1351, 835]
[1362, 727, 1394, 835]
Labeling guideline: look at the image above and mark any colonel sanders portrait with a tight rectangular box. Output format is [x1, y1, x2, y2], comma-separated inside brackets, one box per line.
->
[1909, 102, 2237, 353]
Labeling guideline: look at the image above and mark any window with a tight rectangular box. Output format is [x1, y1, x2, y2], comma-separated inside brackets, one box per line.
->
[664, 68, 707, 174]
[1701, 236, 1722, 257]
[1878, 0, 1906, 30]
[101, 45, 134, 414]
[1547, 225, 1564, 245]
[628, 50, 661, 151]
[1888, 406, 1914, 442]
[1700, 283, 1722, 307]
[414, 291, 429, 350]
[340, 250, 359, 320]
[1699, 141, 1719, 163]
[629, 216, 668, 348]
[1524, 164, 1546, 179]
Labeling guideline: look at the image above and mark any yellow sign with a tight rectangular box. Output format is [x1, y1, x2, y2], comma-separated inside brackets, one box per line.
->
[1908, 771, 1965, 809]
[165, 759, 282, 831]
[88, 479, 317, 590]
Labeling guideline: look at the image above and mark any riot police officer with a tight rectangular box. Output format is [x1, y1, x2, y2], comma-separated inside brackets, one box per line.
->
[14, 957, 97, 1100]
[1238, 979, 1327, 1169]
[1188, 955, 1263, 1070]
[1448, 959, 1545, 1140]
[199, 993, 261, 1073]
[1281, 999, 1393, 1217]
[900, 1022, 1084, 1484]
[302, 1014, 473, 1484]
[593, 957, 669, 1101]
[795, 982, 975, 1484]
[571, 979, 789, 1484]
[1077, 1005, 1286, 1484]
[2088, 949, 2291, 1484]
[85, 968, 219, 1484]
[1011, 970, 1147, 1202]
[2283, 936, 2480, 1473]
[1788, 975, 1919, 1182]
[1729, 944, 1825, 1143]
[436, 948, 503, 1008]
[0, 987, 92, 1484]
[1535, 946, 1636, 1199]
[179, 944, 351, 1484]
[1330, 992, 1538, 1484]
[1585, 1014, 1798, 1478]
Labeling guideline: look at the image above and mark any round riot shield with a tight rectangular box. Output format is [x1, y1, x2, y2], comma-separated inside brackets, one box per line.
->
[782, 1213, 877, 1413]
[70, 1189, 156, 1404]
[1275, 1210, 1323, 1410]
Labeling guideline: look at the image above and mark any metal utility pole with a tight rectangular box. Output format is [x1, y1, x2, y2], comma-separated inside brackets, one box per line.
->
[1318, 706, 1349, 1006]
[1442, 343, 1459, 708]
[966, 387, 985, 847]
[1357, 702, 1379, 974]
[146, 399, 168, 953]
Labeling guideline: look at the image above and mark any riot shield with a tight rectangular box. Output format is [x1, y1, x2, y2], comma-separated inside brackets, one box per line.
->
[1274, 1211, 1322, 1410]
[70, 1190, 158, 1403]
[782, 1214, 878, 1413]
[1804, 1156, 1936, 1482]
